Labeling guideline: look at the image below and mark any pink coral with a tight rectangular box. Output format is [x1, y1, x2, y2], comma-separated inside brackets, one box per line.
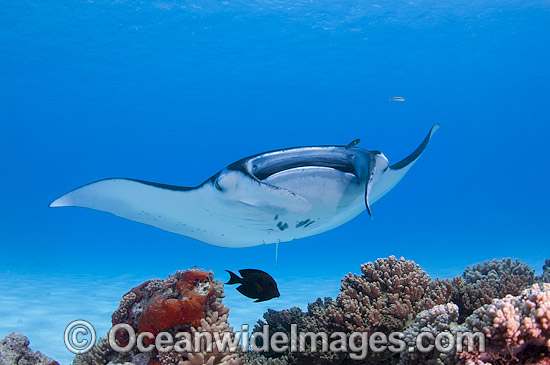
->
[459, 283, 550, 364]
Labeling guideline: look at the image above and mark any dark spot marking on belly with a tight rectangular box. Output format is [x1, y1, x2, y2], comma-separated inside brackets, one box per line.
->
[296, 219, 311, 228]
[274, 214, 279, 220]
[304, 220, 315, 228]
[277, 222, 289, 231]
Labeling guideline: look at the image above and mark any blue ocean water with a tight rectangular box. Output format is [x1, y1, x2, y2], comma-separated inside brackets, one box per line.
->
[1, 0, 549, 363]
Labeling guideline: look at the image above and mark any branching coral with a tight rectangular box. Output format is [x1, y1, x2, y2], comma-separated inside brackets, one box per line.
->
[399, 303, 465, 365]
[536, 259, 550, 284]
[453, 258, 535, 322]
[251, 298, 344, 365]
[252, 307, 306, 358]
[253, 256, 454, 364]
[253, 298, 333, 337]
[298, 297, 334, 334]
[73, 336, 152, 365]
[242, 352, 289, 365]
[254, 307, 305, 335]
[325, 256, 451, 335]
[73, 337, 115, 365]
[459, 283, 550, 364]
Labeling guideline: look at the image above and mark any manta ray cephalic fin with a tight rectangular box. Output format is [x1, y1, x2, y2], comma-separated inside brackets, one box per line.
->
[369, 124, 440, 204]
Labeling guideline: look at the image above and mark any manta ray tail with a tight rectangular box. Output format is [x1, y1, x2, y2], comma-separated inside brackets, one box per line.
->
[275, 241, 279, 268]
[369, 124, 440, 204]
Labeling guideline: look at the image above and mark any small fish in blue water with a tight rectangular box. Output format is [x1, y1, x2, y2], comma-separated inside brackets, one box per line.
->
[225, 269, 280, 302]
[389, 96, 405, 101]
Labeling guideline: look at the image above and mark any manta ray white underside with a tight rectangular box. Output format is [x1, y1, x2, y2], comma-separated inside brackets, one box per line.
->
[50, 125, 439, 247]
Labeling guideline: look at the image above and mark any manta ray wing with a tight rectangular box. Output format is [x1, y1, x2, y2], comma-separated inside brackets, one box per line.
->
[50, 178, 210, 236]
[50, 177, 312, 247]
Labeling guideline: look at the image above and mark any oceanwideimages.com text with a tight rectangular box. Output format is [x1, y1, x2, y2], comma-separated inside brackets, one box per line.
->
[107, 324, 485, 360]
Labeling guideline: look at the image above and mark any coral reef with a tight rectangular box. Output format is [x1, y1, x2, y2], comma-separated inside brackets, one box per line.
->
[254, 307, 306, 337]
[252, 307, 305, 358]
[242, 352, 289, 365]
[537, 259, 550, 284]
[325, 256, 452, 335]
[251, 298, 343, 364]
[452, 258, 535, 321]
[111, 270, 212, 338]
[287, 299, 347, 365]
[73, 337, 115, 365]
[77, 268, 242, 365]
[0, 332, 58, 365]
[251, 256, 549, 365]
[250, 256, 455, 364]
[399, 303, 465, 365]
[316, 256, 453, 363]
[459, 283, 550, 365]
[174, 276, 242, 365]
[11, 256, 550, 365]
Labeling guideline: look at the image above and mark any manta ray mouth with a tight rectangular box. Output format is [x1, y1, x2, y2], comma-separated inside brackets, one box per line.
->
[252, 159, 356, 180]
[248, 152, 357, 180]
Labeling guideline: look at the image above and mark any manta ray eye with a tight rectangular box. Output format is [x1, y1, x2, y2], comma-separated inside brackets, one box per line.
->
[214, 170, 240, 191]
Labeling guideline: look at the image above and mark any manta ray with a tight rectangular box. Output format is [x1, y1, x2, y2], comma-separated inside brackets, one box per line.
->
[50, 125, 439, 248]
